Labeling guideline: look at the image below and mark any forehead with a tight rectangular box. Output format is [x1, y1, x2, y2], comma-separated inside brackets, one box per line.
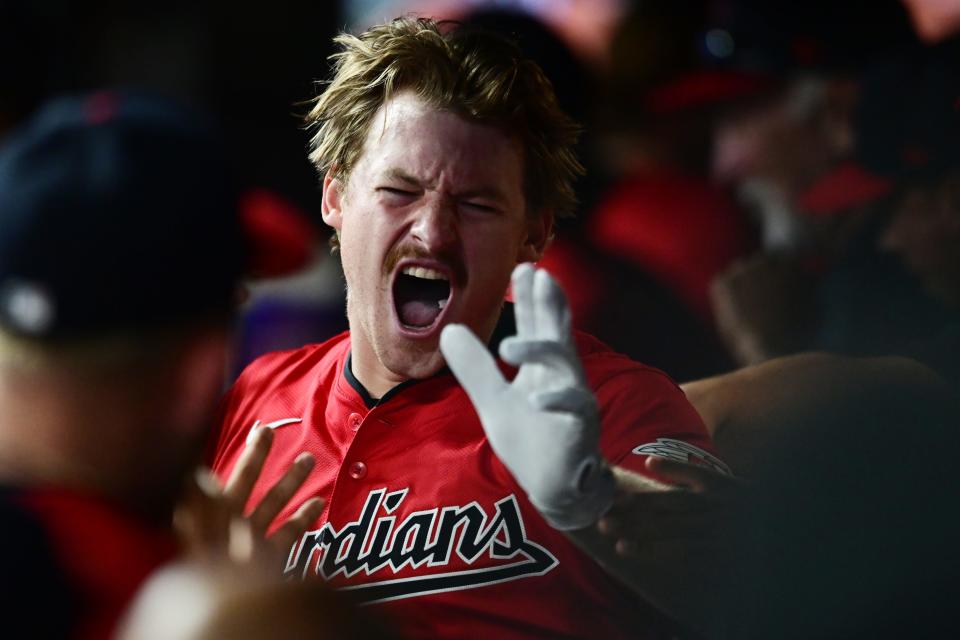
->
[353, 92, 525, 196]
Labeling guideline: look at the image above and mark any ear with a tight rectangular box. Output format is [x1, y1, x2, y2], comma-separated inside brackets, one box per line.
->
[517, 208, 554, 263]
[321, 170, 345, 232]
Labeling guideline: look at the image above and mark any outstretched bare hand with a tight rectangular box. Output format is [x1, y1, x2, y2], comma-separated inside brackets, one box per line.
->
[176, 427, 324, 568]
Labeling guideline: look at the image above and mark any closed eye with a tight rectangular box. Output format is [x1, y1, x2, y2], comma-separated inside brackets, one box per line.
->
[378, 187, 417, 197]
[377, 187, 420, 206]
[462, 201, 499, 214]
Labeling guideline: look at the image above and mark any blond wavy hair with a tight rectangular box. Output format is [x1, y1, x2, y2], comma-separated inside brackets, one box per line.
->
[305, 16, 583, 222]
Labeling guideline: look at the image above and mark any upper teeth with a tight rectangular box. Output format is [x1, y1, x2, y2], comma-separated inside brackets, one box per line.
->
[402, 266, 448, 281]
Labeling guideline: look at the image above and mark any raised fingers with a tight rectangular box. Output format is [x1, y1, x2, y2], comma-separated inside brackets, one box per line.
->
[269, 497, 326, 555]
[175, 468, 230, 552]
[532, 267, 572, 344]
[530, 386, 597, 417]
[223, 426, 274, 511]
[511, 262, 537, 338]
[499, 337, 575, 372]
[247, 452, 317, 534]
[441, 324, 508, 405]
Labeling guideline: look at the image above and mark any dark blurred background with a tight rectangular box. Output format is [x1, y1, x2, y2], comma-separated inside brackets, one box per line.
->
[2, 0, 958, 387]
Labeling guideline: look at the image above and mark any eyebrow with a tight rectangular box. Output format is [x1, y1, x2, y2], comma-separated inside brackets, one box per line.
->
[382, 168, 510, 204]
[384, 169, 423, 188]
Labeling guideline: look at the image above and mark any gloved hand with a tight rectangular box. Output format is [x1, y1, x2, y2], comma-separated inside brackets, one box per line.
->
[440, 263, 614, 530]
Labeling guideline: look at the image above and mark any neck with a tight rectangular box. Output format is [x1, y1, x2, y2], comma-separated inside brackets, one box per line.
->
[346, 303, 513, 400]
[348, 335, 411, 400]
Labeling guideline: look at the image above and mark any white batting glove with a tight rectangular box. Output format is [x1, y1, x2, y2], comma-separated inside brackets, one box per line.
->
[440, 263, 614, 530]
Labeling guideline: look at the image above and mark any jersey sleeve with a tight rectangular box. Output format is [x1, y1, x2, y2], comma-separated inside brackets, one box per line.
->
[592, 358, 732, 477]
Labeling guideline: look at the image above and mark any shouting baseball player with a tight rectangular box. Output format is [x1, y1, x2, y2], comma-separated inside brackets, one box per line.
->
[210, 17, 738, 639]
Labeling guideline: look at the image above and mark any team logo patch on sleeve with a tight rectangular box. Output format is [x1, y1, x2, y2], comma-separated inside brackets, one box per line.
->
[632, 438, 732, 475]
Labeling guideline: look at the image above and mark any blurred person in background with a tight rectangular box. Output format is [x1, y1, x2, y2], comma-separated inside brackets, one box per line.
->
[0, 91, 331, 639]
[203, 2, 351, 371]
[462, 6, 736, 383]
[708, 0, 915, 251]
[712, 36, 960, 385]
[706, 0, 919, 366]
[566, 0, 762, 381]
[681, 10, 960, 634]
[591, 0, 756, 328]
[816, 42, 960, 384]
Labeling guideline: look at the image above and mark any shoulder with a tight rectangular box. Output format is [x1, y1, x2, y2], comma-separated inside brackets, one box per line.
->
[573, 330, 685, 397]
[230, 331, 351, 397]
[571, 331, 719, 468]
[211, 332, 352, 467]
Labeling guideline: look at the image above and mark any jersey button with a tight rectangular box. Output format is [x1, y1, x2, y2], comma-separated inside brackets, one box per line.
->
[348, 412, 362, 431]
[348, 461, 367, 479]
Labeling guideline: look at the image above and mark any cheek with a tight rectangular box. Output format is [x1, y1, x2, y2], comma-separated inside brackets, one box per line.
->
[341, 212, 389, 269]
[466, 227, 524, 288]
[338, 243, 379, 305]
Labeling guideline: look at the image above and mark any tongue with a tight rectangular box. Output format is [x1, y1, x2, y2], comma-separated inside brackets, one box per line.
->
[398, 300, 442, 327]
[395, 273, 449, 328]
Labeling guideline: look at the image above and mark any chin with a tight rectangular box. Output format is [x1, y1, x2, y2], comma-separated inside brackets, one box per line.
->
[381, 341, 447, 381]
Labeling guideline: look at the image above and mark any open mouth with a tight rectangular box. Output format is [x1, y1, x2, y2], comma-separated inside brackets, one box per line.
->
[393, 265, 452, 330]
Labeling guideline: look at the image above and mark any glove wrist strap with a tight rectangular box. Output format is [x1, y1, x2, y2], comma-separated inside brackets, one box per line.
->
[534, 456, 615, 531]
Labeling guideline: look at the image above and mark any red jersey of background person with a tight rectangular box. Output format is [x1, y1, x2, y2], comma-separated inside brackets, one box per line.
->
[536, 235, 736, 382]
[210, 328, 727, 639]
[589, 169, 751, 320]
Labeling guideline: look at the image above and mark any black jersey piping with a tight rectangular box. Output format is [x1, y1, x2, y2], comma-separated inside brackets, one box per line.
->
[343, 303, 516, 410]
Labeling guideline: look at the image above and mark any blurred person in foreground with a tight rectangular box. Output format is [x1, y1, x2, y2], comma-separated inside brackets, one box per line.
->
[119, 553, 387, 640]
[0, 91, 341, 638]
[681, 347, 960, 639]
[209, 16, 742, 640]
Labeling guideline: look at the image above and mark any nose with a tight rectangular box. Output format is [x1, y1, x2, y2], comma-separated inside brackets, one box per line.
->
[410, 197, 458, 252]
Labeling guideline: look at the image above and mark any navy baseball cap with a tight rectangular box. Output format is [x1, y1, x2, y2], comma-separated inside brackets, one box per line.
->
[0, 90, 274, 338]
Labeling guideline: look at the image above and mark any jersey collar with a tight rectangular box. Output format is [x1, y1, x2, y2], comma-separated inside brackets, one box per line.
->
[344, 303, 516, 409]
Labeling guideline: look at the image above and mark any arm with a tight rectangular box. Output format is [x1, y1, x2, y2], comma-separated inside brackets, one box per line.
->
[566, 462, 747, 640]
[441, 265, 741, 637]
[710, 252, 818, 367]
[682, 352, 951, 478]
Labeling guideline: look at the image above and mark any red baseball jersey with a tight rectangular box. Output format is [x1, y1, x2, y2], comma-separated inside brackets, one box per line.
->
[210, 329, 727, 639]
